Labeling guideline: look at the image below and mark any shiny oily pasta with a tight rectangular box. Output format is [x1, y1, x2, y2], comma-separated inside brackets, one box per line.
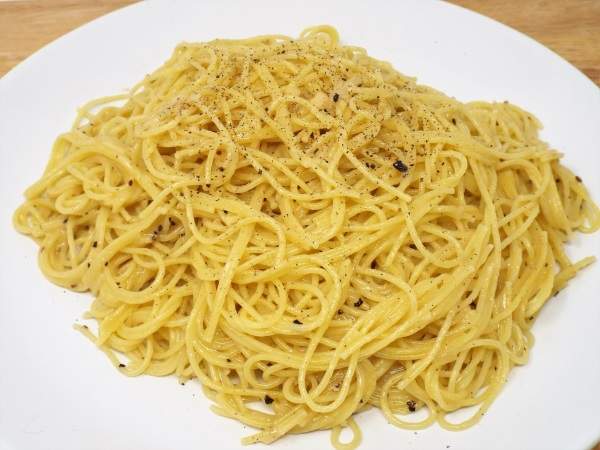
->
[14, 26, 599, 449]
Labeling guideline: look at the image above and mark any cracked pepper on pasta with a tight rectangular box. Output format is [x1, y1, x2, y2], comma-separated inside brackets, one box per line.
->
[14, 26, 599, 449]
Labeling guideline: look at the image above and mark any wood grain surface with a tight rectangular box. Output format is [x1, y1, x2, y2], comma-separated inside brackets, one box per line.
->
[1, 0, 599, 85]
[452, 0, 600, 86]
[0, 1, 598, 449]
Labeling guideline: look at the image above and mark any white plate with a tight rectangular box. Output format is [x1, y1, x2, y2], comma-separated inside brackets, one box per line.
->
[1, 1, 599, 449]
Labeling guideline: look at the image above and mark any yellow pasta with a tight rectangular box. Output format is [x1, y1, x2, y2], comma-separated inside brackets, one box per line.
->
[13, 26, 599, 449]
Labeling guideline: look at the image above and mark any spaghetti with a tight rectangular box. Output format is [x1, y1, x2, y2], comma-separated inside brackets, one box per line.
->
[13, 26, 599, 448]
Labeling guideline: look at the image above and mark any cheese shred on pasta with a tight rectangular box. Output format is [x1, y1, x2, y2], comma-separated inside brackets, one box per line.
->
[13, 26, 599, 449]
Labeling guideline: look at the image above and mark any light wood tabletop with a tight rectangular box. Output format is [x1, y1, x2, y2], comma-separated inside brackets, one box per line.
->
[0, 1, 598, 450]
[1, 0, 599, 85]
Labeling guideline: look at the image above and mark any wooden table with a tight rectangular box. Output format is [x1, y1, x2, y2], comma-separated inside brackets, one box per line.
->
[1, 0, 599, 85]
[0, 1, 599, 449]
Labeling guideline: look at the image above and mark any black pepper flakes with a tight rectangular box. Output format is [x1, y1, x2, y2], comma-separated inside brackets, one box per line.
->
[264, 395, 274, 404]
[354, 298, 363, 307]
[407, 400, 416, 412]
[293, 319, 303, 324]
[333, 93, 339, 102]
[128, 180, 133, 186]
[575, 175, 582, 182]
[92, 241, 97, 248]
[370, 260, 377, 269]
[393, 160, 409, 172]
[118, 363, 126, 368]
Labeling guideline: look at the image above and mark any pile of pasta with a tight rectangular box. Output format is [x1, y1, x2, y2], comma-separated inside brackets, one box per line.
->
[14, 26, 599, 449]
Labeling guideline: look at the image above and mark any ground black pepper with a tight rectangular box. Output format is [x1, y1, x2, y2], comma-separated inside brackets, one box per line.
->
[393, 160, 408, 172]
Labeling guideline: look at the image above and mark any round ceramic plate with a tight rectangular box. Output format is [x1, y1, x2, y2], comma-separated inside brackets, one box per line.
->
[1, 1, 599, 449]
